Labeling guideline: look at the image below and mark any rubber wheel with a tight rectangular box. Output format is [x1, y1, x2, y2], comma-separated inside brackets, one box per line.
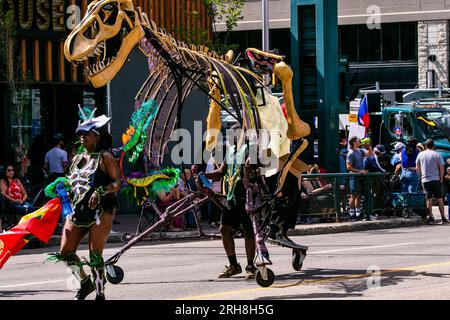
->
[106, 265, 124, 285]
[292, 250, 306, 271]
[121, 233, 134, 243]
[402, 209, 410, 219]
[255, 268, 275, 287]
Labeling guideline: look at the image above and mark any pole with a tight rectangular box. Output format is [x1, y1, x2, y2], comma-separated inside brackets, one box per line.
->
[106, 81, 112, 133]
[262, 0, 270, 86]
[262, 0, 269, 51]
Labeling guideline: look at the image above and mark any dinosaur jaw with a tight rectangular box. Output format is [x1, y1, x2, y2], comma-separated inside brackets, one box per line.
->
[87, 25, 144, 88]
[64, 0, 144, 88]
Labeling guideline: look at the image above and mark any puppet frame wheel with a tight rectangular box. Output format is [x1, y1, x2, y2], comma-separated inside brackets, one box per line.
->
[106, 265, 124, 284]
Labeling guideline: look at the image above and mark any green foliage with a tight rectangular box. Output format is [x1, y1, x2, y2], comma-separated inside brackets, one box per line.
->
[0, 8, 31, 152]
[204, 0, 245, 54]
[204, 0, 245, 33]
[172, 0, 244, 55]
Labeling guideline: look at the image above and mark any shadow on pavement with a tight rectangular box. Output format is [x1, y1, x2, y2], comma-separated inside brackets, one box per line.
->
[0, 289, 67, 298]
[254, 267, 450, 299]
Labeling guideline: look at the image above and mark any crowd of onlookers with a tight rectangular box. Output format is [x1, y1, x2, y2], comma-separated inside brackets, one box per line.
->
[340, 136, 449, 223]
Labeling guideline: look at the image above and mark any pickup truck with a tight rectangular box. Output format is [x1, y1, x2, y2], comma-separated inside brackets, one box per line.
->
[371, 103, 450, 166]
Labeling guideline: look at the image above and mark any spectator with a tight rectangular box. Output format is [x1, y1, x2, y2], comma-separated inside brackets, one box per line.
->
[205, 155, 222, 227]
[364, 145, 386, 173]
[400, 138, 420, 193]
[179, 168, 197, 228]
[416, 143, 425, 152]
[391, 142, 405, 167]
[178, 168, 192, 197]
[191, 164, 209, 221]
[156, 185, 184, 231]
[346, 136, 372, 220]
[0, 163, 36, 218]
[360, 137, 372, 154]
[44, 133, 68, 183]
[416, 139, 447, 223]
[300, 165, 334, 222]
[364, 145, 387, 217]
[445, 167, 450, 220]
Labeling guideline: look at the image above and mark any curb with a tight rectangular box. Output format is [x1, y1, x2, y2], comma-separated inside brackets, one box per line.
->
[41, 217, 427, 248]
[45, 230, 221, 247]
[288, 217, 426, 236]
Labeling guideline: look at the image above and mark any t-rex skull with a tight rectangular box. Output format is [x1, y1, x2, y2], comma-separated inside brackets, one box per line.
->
[64, 0, 144, 88]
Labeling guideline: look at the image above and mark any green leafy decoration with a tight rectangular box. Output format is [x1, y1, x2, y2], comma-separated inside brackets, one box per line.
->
[123, 99, 159, 164]
[120, 168, 181, 205]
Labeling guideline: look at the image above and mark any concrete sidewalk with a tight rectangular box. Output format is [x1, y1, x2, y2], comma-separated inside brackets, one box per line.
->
[41, 208, 442, 248]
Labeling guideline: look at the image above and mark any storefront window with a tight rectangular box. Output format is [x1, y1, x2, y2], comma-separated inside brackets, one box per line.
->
[9, 89, 32, 166]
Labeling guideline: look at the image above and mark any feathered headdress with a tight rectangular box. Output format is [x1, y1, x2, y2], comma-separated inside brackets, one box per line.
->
[76, 105, 111, 134]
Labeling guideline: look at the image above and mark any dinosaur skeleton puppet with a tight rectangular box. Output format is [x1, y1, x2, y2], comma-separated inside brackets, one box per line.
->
[65, 0, 311, 278]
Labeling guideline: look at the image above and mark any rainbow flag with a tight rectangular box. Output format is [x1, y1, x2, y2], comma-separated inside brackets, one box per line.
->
[0, 198, 62, 269]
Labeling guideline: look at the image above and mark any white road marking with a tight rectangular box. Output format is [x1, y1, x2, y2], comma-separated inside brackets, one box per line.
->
[312, 242, 416, 254]
[0, 279, 64, 289]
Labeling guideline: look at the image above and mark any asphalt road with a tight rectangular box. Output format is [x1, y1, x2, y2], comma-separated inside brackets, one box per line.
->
[2, 223, 450, 300]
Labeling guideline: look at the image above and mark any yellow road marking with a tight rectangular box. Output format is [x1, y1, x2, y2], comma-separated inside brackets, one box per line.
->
[178, 260, 450, 300]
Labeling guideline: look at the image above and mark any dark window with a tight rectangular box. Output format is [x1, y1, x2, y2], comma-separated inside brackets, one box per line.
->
[400, 23, 417, 60]
[339, 22, 417, 63]
[270, 29, 291, 63]
[340, 25, 358, 62]
[358, 26, 381, 62]
[382, 24, 400, 61]
[388, 113, 413, 137]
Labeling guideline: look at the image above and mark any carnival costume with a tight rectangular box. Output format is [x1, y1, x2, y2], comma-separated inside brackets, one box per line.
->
[47, 108, 117, 300]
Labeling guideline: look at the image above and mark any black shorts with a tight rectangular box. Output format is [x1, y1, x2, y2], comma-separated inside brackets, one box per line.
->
[221, 196, 253, 233]
[423, 180, 443, 199]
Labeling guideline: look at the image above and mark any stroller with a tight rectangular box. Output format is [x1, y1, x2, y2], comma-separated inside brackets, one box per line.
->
[384, 171, 428, 219]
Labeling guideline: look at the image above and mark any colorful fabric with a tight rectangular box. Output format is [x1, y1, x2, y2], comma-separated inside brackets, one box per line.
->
[0, 198, 62, 268]
[5, 180, 22, 200]
[357, 95, 370, 128]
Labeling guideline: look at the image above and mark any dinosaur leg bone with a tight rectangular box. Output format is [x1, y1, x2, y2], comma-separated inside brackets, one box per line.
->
[273, 62, 311, 140]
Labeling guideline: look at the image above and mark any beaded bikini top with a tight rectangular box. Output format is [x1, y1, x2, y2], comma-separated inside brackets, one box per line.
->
[67, 152, 101, 205]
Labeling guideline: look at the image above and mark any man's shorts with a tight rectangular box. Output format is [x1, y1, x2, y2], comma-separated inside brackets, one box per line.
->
[349, 177, 364, 195]
[422, 180, 443, 199]
[221, 196, 253, 233]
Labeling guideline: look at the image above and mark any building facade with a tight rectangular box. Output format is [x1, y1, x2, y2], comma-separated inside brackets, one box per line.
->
[215, 0, 450, 90]
[0, 0, 211, 169]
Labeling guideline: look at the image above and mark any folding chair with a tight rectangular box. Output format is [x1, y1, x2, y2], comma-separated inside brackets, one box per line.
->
[135, 199, 161, 235]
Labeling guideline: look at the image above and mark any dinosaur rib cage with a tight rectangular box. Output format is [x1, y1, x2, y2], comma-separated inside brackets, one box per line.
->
[135, 24, 265, 167]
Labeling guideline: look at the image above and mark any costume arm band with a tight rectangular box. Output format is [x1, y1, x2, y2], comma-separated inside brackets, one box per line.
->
[95, 179, 121, 197]
[95, 186, 109, 197]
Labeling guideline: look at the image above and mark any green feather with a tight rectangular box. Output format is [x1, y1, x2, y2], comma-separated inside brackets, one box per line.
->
[123, 99, 159, 163]
[120, 168, 181, 205]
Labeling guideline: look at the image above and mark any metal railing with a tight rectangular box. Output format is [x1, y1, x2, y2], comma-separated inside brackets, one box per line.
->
[298, 172, 395, 223]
